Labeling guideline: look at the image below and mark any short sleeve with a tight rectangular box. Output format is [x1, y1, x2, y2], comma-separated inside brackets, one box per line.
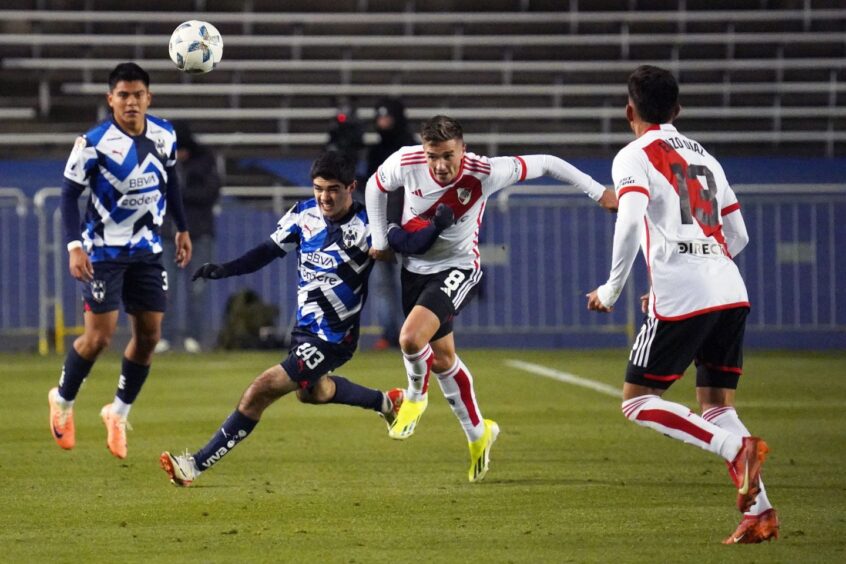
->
[484, 156, 523, 196]
[63, 135, 98, 186]
[270, 204, 301, 253]
[612, 147, 650, 200]
[373, 149, 408, 193]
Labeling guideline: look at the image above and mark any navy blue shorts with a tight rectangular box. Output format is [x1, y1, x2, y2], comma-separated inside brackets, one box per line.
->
[625, 307, 749, 390]
[400, 267, 482, 341]
[82, 254, 168, 314]
[280, 330, 355, 388]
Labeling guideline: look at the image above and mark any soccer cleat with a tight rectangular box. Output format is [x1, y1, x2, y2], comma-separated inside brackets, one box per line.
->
[48, 387, 75, 450]
[379, 388, 405, 429]
[100, 404, 130, 459]
[468, 419, 500, 483]
[160, 451, 200, 487]
[387, 395, 428, 440]
[722, 508, 780, 544]
[727, 436, 769, 513]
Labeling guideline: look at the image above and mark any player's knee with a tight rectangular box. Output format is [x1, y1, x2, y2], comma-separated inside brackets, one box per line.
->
[297, 378, 333, 404]
[134, 331, 160, 355]
[81, 332, 111, 355]
[398, 328, 427, 353]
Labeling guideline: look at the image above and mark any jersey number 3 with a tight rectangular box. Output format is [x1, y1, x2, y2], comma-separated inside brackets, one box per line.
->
[670, 162, 719, 235]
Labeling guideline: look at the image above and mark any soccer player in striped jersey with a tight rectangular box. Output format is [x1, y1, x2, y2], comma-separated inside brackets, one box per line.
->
[366, 115, 616, 482]
[48, 62, 192, 460]
[587, 65, 778, 544]
[159, 152, 446, 486]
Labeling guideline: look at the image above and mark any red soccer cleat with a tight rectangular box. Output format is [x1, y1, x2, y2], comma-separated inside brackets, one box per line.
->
[723, 508, 780, 544]
[727, 436, 769, 513]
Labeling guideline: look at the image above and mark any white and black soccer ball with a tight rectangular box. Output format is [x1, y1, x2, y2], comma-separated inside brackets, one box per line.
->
[168, 20, 223, 74]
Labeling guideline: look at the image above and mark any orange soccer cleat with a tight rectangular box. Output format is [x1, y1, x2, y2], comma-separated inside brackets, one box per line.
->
[48, 387, 75, 450]
[727, 436, 769, 512]
[100, 404, 129, 459]
[723, 508, 780, 544]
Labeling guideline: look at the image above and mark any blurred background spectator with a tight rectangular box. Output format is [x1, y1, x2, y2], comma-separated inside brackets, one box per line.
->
[158, 121, 223, 353]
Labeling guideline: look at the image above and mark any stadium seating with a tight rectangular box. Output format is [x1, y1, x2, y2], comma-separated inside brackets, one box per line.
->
[0, 2, 843, 158]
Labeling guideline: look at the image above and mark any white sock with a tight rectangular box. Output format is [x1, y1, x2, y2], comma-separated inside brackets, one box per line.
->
[55, 392, 74, 410]
[435, 357, 484, 442]
[402, 344, 434, 402]
[703, 406, 773, 515]
[111, 397, 131, 418]
[622, 395, 743, 460]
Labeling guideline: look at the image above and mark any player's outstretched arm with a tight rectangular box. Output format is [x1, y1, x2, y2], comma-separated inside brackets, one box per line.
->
[387, 204, 454, 255]
[518, 155, 613, 208]
[364, 174, 390, 252]
[192, 239, 285, 281]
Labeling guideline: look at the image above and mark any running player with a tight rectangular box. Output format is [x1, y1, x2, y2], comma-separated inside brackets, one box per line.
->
[48, 62, 192, 459]
[159, 152, 448, 486]
[586, 65, 778, 544]
[366, 115, 617, 482]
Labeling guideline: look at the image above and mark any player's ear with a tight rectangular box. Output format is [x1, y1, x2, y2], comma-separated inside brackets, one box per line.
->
[672, 103, 681, 121]
[347, 179, 357, 193]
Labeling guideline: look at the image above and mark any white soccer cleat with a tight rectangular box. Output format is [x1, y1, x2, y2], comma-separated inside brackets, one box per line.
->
[160, 451, 200, 487]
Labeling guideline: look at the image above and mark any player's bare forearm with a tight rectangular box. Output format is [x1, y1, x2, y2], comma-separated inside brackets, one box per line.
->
[175, 231, 192, 268]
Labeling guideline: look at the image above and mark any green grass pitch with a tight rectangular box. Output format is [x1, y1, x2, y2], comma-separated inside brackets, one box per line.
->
[2, 349, 844, 563]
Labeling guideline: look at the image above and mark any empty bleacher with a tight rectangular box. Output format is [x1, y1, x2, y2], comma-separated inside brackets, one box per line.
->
[0, 1, 843, 159]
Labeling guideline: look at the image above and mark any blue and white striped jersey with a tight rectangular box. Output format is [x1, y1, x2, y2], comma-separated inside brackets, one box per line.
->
[271, 199, 373, 345]
[63, 115, 177, 262]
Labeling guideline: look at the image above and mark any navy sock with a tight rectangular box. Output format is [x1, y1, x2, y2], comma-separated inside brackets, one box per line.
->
[193, 409, 258, 471]
[116, 357, 150, 404]
[329, 375, 383, 411]
[57, 347, 95, 401]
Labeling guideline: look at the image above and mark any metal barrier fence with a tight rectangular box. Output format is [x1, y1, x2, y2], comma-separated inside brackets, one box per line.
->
[4, 184, 844, 353]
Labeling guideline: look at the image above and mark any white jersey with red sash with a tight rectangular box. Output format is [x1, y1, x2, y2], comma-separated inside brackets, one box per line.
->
[610, 123, 749, 320]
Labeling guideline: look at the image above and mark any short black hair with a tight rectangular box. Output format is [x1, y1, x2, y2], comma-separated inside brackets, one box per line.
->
[108, 62, 150, 91]
[420, 115, 463, 144]
[627, 65, 679, 124]
[310, 151, 356, 185]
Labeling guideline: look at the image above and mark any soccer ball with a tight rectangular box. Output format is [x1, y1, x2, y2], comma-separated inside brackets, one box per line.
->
[168, 20, 223, 74]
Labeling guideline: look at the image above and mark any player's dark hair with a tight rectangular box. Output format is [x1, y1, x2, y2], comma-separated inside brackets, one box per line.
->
[310, 151, 356, 186]
[627, 65, 679, 124]
[420, 115, 464, 144]
[108, 62, 150, 90]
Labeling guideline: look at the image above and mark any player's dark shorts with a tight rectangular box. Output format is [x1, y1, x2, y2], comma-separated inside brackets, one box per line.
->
[82, 254, 168, 314]
[281, 329, 355, 388]
[401, 267, 482, 341]
[625, 306, 749, 390]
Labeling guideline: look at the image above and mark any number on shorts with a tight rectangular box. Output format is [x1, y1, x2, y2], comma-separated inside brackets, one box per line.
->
[295, 342, 325, 370]
[161, 271, 169, 291]
[440, 270, 466, 297]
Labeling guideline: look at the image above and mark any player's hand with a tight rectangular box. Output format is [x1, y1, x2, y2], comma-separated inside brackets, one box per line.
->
[68, 248, 94, 282]
[175, 231, 193, 268]
[192, 263, 226, 281]
[586, 289, 613, 313]
[598, 189, 618, 213]
[640, 292, 650, 314]
[369, 247, 396, 263]
[433, 203, 455, 231]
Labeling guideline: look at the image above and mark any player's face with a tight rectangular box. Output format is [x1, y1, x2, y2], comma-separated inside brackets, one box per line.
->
[107, 80, 151, 136]
[313, 176, 355, 221]
[424, 139, 465, 185]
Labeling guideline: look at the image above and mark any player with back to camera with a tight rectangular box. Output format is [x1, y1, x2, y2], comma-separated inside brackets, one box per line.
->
[48, 62, 192, 460]
[160, 151, 453, 486]
[586, 65, 778, 544]
[366, 115, 618, 482]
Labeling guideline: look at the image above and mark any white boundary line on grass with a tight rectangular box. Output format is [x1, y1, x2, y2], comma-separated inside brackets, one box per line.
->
[505, 359, 622, 398]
